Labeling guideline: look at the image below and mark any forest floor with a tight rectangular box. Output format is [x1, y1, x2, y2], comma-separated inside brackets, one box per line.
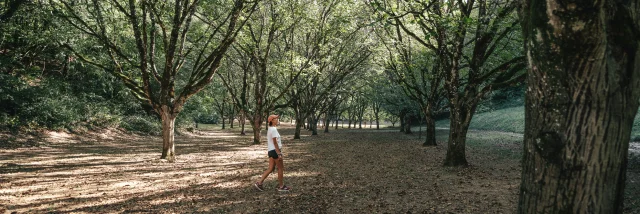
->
[1, 124, 639, 213]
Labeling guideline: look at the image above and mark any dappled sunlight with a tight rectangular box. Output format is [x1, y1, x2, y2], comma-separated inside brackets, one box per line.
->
[0, 126, 530, 213]
[46, 131, 74, 142]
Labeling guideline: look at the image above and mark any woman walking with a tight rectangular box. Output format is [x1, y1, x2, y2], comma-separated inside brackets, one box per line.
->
[254, 115, 291, 191]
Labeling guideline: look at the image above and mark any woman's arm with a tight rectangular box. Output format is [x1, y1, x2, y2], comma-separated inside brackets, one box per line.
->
[273, 137, 282, 155]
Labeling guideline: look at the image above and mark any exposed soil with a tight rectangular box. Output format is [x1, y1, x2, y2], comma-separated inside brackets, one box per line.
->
[0, 125, 638, 213]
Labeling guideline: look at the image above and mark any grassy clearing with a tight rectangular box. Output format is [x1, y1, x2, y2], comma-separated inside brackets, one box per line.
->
[436, 106, 525, 133]
[436, 106, 640, 140]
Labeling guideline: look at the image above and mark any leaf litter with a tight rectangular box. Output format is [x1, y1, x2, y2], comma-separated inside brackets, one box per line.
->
[0, 125, 637, 213]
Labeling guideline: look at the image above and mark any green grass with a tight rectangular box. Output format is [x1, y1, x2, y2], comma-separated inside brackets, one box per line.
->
[436, 106, 640, 140]
[436, 106, 525, 133]
[632, 113, 640, 141]
[429, 128, 522, 161]
[196, 123, 235, 130]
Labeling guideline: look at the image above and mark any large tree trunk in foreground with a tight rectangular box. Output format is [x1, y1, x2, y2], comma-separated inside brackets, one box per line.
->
[518, 0, 640, 212]
[160, 107, 177, 162]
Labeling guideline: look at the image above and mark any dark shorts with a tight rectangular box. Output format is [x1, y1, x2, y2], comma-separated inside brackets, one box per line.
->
[268, 150, 279, 159]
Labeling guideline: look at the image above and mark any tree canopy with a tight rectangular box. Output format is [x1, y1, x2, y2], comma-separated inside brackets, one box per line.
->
[2, 0, 638, 211]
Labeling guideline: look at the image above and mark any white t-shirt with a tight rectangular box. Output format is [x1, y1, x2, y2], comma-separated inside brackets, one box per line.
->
[266, 126, 282, 151]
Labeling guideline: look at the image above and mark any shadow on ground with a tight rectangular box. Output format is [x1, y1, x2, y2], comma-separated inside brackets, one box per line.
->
[0, 125, 638, 213]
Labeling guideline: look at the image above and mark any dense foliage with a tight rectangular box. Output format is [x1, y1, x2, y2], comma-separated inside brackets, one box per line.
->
[0, 1, 220, 134]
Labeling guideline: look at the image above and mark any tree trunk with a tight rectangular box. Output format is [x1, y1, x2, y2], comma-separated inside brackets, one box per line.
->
[252, 115, 263, 144]
[404, 114, 412, 134]
[517, 0, 640, 212]
[160, 106, 176, 162]
[311, 117, 318, 135]
[399, 113, 405, 132]
[294, 117, 303, 139]
[375, 114, 379, 130]
[294, 108, 303, 139]
[240, 111, 246, 135]
[221, 106, 225, 129]
[324, 116, 330, 133]
[423, 107, 437, 146]
[443, 102, 476, 166]
[443, 112, 470, 166]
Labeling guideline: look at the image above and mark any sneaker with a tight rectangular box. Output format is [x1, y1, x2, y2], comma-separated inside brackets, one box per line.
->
[254, 182, 264, 191]
[277, 185, 291, 192]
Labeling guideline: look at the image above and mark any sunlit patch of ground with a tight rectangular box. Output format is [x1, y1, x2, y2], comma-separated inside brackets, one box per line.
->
[0, 125, 638, 213]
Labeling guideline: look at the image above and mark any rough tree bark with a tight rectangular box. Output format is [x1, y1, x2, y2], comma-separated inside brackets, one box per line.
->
[518, 0, 640, 212]
[251, 114, 264, 144]
[423, 105, 437, 146]
[160, 106, 177, 161]
[443, 102, 475, 166]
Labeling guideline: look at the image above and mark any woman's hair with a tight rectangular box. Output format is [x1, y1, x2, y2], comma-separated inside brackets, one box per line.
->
[269, 121, 273, 126]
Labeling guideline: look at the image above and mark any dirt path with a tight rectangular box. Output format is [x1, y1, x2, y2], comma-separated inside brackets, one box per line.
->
[0, 126, 636, 213]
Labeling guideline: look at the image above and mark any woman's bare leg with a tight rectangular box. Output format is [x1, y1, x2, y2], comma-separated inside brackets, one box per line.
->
[258, 158, 276, 183]
[276, 158, 284, 187]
